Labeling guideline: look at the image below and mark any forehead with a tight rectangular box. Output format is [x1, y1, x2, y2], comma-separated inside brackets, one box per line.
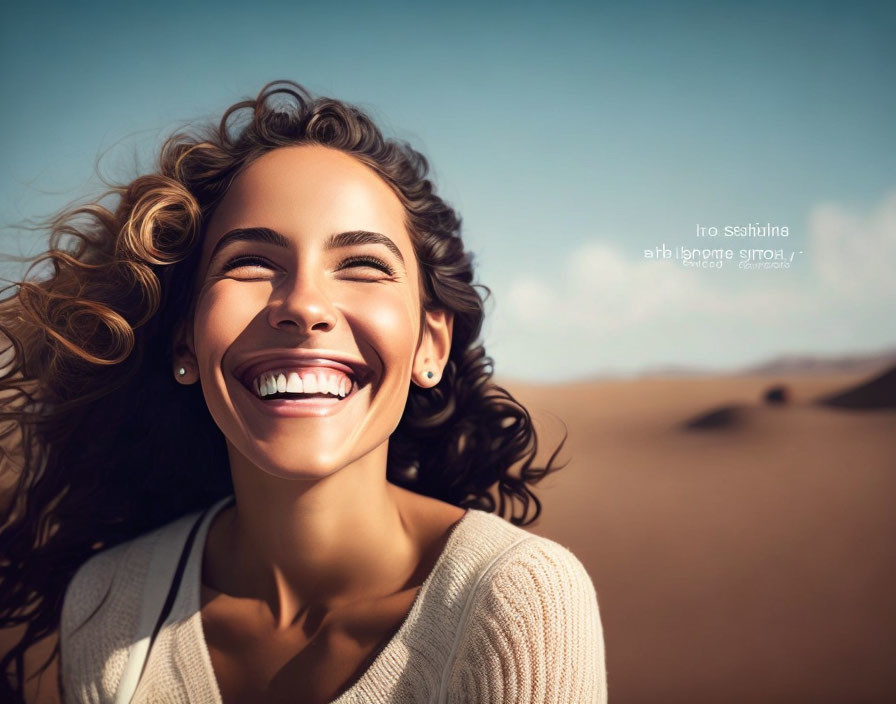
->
[203, 145, 410, 257]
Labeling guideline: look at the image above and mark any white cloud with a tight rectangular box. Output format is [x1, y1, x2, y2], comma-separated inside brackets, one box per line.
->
[488, 190, 896, 380]
[808, 190, 896, 299]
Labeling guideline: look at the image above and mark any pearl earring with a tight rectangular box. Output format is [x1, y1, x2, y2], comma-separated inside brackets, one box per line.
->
[177, 367, 186, 377]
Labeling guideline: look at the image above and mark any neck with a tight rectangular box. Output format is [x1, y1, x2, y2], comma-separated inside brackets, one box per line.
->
[209, 440, 420, 630]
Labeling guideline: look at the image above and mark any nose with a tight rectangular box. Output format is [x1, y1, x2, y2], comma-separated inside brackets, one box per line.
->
[267, 272, 338, 333]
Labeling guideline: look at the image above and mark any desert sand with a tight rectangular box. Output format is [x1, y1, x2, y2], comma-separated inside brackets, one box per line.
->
[3, 366, 895, 702]
[506, 367, 896, 703]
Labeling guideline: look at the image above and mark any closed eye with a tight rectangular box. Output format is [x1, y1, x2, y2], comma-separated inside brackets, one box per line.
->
[221, 256, 275, 273]
[336, 255, 396, 276]
[220, 254, 396, 277]
[221, 255, 274, 273]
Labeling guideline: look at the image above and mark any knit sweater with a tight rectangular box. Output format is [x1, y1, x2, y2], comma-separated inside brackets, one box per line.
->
[60, 496, 607, 703]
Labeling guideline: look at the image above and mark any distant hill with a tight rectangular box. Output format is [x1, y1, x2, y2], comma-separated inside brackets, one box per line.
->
[636, 347, 896, 379]
[738, 349, 896, 376]
[815, 364, 896, 409]
[497, 347, 896, 386]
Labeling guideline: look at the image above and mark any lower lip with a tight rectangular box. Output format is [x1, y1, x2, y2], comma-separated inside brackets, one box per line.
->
[237, 379, 359, 417]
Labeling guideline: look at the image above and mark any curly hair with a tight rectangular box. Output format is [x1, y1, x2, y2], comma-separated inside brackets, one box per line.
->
[0, 80, 566, 701]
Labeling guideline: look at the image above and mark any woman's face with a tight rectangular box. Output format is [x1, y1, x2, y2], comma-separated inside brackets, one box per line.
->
[181, 145, 451, 480]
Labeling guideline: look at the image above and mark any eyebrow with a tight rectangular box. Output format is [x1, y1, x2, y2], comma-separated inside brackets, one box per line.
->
[208, 227, 406, 266]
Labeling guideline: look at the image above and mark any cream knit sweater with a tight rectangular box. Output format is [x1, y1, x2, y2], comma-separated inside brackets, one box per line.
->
[60, 496, 607, 703]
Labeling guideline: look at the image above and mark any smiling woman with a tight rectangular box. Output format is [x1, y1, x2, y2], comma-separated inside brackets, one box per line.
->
[0, 81, 607, 703]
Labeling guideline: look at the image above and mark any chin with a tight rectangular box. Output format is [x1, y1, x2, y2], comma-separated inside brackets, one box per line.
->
[255, 449, 349, 482]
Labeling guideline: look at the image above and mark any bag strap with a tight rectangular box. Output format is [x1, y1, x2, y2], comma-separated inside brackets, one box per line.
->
[112, 504, 214, 704]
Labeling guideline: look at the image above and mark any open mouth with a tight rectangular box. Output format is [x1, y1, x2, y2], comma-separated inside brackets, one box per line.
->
[231, 354, 372, 416]
[246, 368, 358, 404]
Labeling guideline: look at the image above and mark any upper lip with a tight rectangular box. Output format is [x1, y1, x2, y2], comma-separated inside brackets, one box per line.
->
[233, 350, 372, 389]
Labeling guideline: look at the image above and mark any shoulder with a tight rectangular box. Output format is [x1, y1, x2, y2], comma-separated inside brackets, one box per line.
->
[463, 514, 601, 630]
[60, 533, 154, 645]
[59, 511, 200, 703]
[446, 511, 608, 703]
[457, 510, 598, 597]
[61, 504, 214, 634]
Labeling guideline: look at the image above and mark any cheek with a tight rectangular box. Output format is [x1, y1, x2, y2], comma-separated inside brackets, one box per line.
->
[192, 284, 267, 358]
[342, 288, 418, 364]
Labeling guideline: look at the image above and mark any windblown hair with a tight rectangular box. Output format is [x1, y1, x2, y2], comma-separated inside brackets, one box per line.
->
[0, 80, 565, 700]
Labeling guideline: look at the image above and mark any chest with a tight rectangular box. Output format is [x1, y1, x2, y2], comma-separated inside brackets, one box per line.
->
[200, 585, 420, 704]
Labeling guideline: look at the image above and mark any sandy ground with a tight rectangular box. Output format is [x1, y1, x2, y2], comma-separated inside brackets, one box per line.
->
[4, 370, 895, 702]
[506, 370, 896, 703]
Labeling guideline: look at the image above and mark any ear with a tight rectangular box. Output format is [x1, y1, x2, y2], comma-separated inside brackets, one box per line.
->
[412, 308, 454, 388]
[171, 316, 199, 385]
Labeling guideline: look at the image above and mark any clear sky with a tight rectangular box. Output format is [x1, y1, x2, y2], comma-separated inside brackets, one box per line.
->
[2, 0, 894, 381]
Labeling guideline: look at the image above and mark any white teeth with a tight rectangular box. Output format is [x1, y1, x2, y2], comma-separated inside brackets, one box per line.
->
[250, 368, 355, 398]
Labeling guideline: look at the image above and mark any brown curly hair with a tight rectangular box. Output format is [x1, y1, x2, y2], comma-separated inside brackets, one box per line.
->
[0, 80, 566, 701]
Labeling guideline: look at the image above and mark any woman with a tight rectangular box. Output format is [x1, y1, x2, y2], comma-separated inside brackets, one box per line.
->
[0, 81, 607, 703]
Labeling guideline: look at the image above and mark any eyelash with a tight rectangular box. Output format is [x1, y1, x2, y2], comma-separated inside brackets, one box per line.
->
[221, 254, 396, 277]
[340, 255, 397, 276]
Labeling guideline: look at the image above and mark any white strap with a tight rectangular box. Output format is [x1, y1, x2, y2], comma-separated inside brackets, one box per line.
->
[112, 494, 233, 704]
[112, 512, 197, 704]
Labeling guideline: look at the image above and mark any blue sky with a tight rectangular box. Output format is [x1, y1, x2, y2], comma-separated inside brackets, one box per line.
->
[2, 0, 894, 381]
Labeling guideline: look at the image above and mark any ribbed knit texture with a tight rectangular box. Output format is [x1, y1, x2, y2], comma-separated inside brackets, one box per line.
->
[60, 498, 607, 703]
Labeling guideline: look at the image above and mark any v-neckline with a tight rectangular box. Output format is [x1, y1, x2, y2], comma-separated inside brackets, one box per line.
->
[184, 495, 474, 703]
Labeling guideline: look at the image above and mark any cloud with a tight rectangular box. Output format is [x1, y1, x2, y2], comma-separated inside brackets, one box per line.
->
[505, 239, 808, 334]
[808, 189, 896, 299]
[505, 243, 706, 336]
[488, 189, 896, 380]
